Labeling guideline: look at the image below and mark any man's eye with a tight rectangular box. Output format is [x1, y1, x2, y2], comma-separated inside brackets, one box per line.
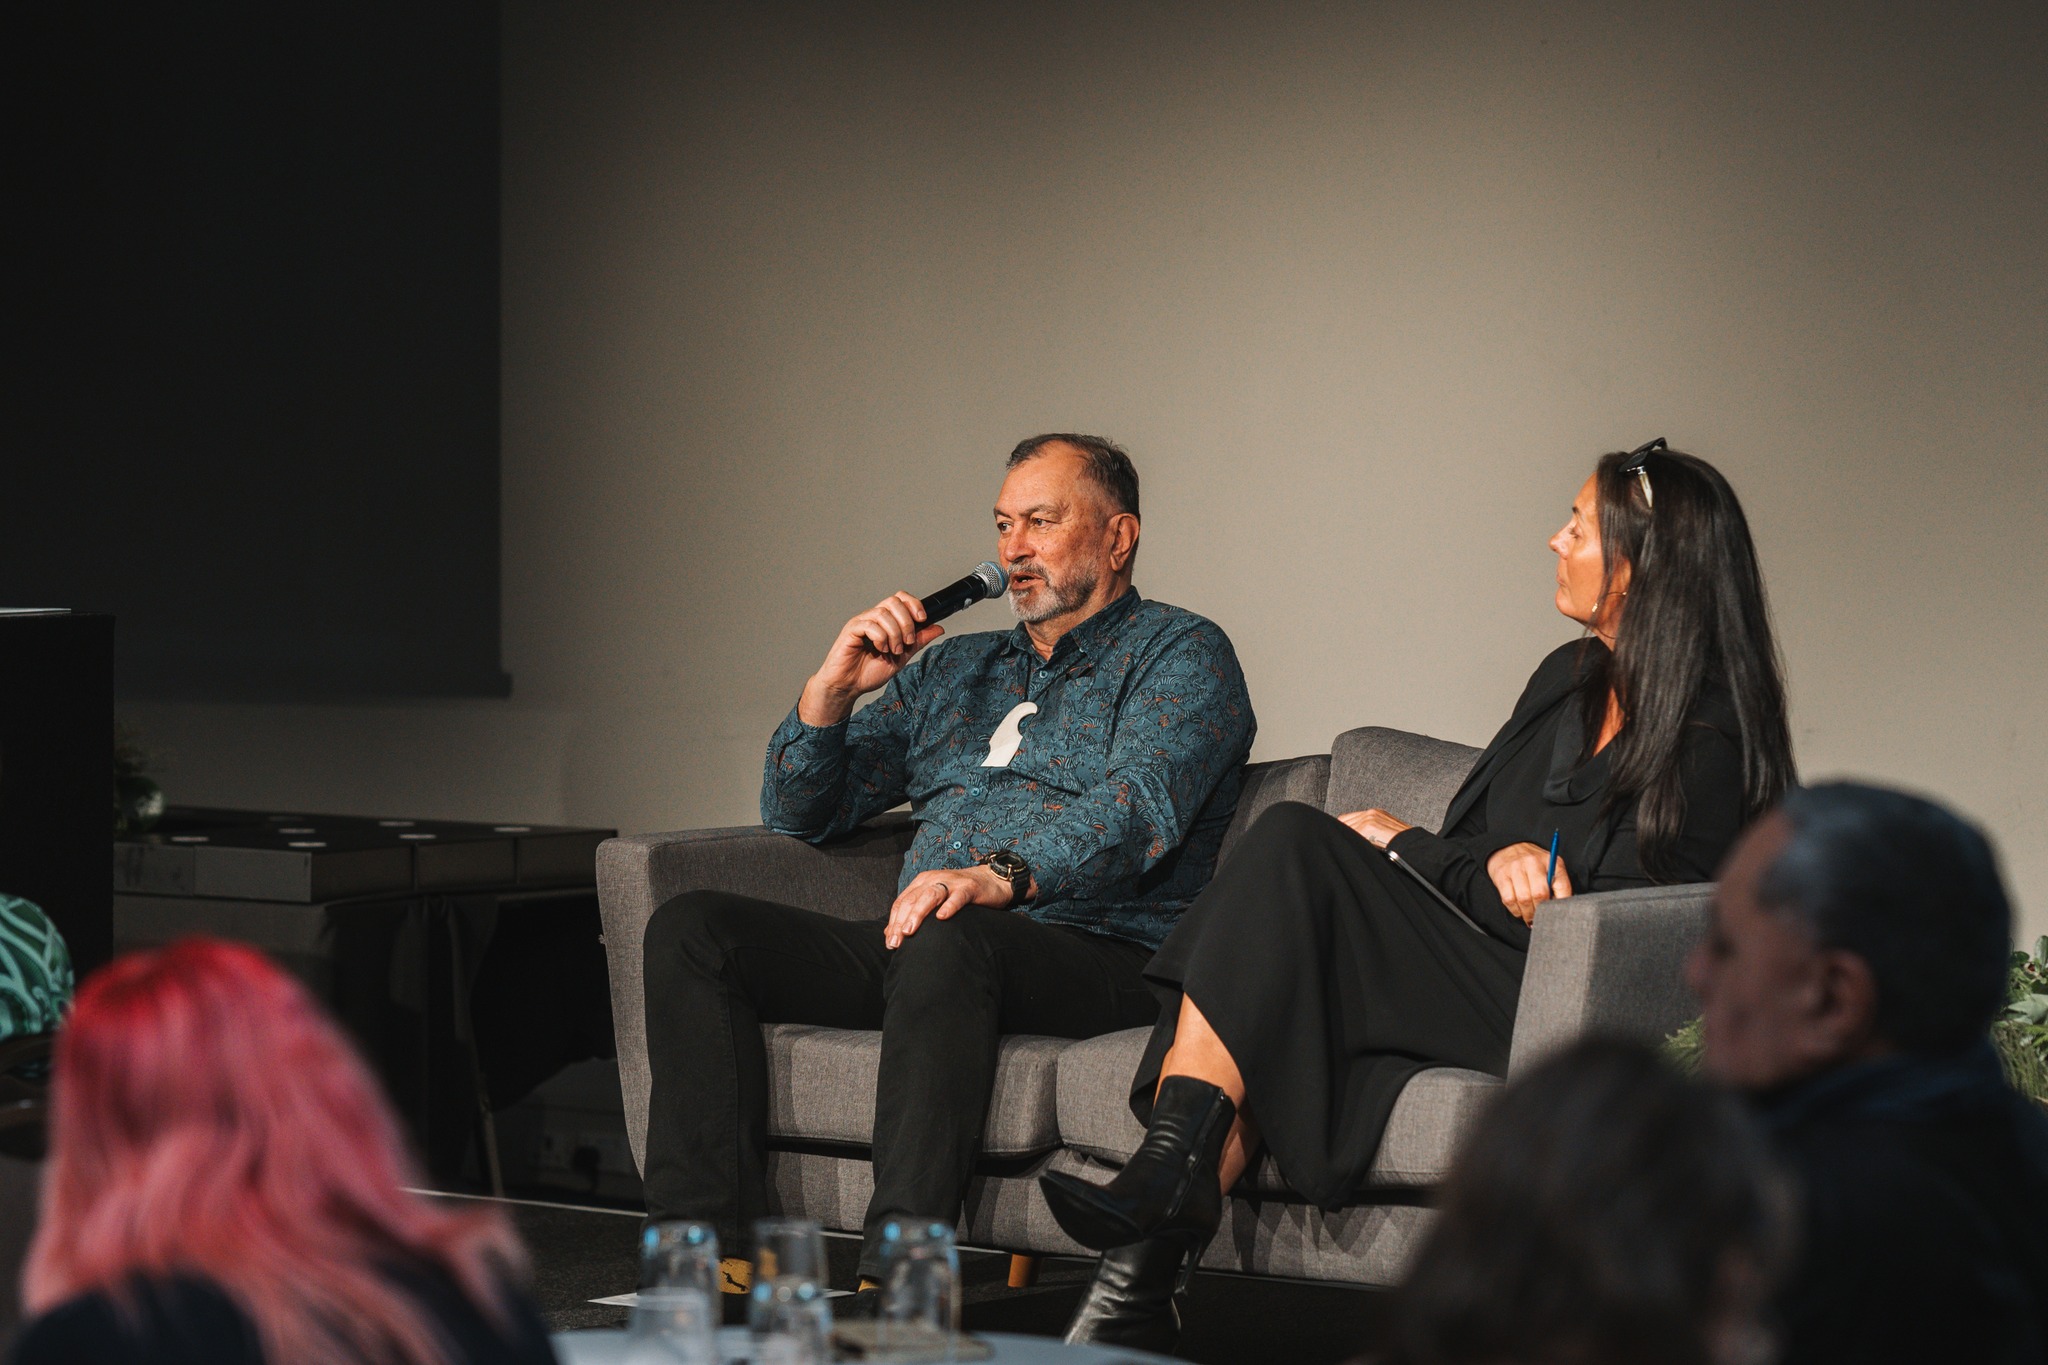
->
[1032, 517, 1051, 528]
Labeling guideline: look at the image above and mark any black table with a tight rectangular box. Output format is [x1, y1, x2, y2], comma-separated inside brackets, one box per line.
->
[115, 807, 617, 1184]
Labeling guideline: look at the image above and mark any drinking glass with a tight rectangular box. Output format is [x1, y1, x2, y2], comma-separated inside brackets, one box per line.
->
[750, 1217, 833, 1365]
[626, 1222, 719, 1365]
[877, 1219, 960, 1362]
[625, 1288, 719, 1365]
[640, 1220, 720, 1297]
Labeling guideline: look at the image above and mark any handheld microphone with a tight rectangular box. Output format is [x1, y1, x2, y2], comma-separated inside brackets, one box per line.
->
[920, 562, 1009, 625]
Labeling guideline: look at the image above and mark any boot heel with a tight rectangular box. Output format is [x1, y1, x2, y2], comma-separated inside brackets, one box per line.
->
[1176, 1229, 1213, 1297]
[1062, 1237, 1190, 1353]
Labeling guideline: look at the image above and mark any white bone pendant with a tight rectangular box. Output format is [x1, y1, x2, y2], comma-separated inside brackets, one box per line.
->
[981, 702, 1038, 767]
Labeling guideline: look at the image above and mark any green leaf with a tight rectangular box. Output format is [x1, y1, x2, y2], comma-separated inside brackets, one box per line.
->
[1663, 1017, 1706, 1077]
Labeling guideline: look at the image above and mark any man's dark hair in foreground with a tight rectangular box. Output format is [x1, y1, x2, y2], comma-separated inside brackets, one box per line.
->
[1385, 1038, 1792, 1365]
[1689, 782, 2048, 1365]
[637, 435, 1255, 1298]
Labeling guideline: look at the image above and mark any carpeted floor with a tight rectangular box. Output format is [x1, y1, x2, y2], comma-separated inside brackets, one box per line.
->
[431, 1191, 1387, 1363]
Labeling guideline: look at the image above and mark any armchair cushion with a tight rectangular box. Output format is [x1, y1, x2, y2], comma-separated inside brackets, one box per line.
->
[763, 1025, 1069, 1157]
[598, 818, 917, 1171]
[1324, 727, 1481, 830]
[1053, 1028, 1500, 1192]
[1219, 755, 1332, 862]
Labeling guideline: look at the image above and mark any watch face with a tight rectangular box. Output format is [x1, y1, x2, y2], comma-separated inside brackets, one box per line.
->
[986, 851, 1027, 880]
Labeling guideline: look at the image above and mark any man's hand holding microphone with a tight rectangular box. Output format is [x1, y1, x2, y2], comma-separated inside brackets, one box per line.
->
[796, 590, 944, 728]
[796, 564, 1028, 947]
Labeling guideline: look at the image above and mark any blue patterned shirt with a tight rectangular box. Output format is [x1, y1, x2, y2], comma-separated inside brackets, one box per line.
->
[762, 588, 1256, 950]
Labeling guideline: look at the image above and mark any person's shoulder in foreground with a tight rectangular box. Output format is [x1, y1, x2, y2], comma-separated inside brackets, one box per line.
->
[11, 1274, 258, 1365]
[11, 1264, 557, 1365]
[1765, 1038, 2048, 1365]
[1690, 782, 2048, 1365]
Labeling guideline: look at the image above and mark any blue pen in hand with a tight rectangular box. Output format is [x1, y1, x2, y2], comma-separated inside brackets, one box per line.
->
[1545, 829, 1561, 895]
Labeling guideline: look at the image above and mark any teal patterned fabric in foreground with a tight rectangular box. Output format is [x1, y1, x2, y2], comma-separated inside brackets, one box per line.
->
[0, 895, 73, 1038]
[763, 587, 1257, 951]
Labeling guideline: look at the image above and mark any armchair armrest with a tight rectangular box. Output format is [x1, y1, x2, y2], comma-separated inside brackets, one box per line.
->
[1505, 882, 1711, 1077]
[597, 815, 916, 1171]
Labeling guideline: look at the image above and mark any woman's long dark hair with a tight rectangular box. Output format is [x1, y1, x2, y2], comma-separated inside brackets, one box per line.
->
[1579, 446, 1795, 878]
[1379, 1039, 1794, 1365]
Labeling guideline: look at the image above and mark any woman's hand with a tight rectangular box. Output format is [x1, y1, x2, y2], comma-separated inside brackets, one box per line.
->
[1336, 809, 1411, 849]
[1486, 842, 1574, 924]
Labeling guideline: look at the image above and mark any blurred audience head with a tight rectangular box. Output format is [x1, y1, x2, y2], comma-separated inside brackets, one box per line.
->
[24, 937, 526, 1365]
[1690, 782, 2012, 1091]
[1383, 1038, 1793, 1365]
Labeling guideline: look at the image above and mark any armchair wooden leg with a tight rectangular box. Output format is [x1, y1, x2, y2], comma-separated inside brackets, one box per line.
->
[1006, 1254, 1040, 1289]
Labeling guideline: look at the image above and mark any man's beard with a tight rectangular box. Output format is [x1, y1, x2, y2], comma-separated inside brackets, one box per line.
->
[1007, 560, 1098, 624]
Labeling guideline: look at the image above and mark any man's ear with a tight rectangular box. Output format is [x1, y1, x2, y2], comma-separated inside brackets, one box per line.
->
[1811, 948, 1885, 1059]
[1107, 513, 1140, 572]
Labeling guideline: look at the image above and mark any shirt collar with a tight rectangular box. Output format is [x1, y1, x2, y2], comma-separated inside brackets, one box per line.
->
[1755, 1040, 2012, 1132]
[1001, 584, 1143, 665]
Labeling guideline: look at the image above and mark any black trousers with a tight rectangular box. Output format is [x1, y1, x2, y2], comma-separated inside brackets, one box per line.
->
[641, 892, 1155, 1275]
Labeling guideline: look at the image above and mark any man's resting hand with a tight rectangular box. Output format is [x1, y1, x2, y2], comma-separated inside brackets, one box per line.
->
[799, 591, 945, 727]
[884, 864, 1024, 949]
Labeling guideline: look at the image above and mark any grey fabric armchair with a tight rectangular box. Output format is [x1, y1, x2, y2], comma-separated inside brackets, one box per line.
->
[597, 726, 1709, 1286]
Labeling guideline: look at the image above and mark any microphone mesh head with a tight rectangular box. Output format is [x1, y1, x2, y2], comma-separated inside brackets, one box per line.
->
[972, 562, 1008, 599]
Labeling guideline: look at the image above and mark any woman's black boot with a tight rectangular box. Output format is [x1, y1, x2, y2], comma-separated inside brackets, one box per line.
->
[1039, 1074, 1236, 1250]
[1061, 1237, 1195, 1354]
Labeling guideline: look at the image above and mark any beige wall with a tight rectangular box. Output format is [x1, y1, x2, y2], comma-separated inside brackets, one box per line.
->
[131, 1, 2048, 937]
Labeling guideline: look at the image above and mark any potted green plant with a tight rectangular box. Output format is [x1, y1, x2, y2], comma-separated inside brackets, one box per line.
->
[1998, 937, 2048, 1106]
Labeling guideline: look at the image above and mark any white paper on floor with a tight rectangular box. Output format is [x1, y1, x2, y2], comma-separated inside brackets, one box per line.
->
[590, 1289, 854, 1307]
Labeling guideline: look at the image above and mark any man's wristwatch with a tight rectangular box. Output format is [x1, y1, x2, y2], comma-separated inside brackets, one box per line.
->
[980, 850, 1031, 908]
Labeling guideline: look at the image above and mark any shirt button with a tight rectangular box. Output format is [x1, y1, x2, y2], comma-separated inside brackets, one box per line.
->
[970, 787, 983, 796]
[952, 840, 962, 849]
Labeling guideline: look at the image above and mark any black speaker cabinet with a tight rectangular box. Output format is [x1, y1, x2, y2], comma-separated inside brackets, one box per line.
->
[0, 611, 113, 975]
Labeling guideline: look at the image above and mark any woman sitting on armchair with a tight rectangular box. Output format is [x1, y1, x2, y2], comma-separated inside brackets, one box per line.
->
[1040, 441, 1797, 1350]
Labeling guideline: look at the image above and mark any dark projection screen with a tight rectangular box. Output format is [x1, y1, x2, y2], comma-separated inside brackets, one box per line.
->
[13, 4, 507, 700]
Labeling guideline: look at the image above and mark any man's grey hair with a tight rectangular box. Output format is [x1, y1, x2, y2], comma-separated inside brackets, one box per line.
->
[1007, 434, 1139, 519]
[1758, 782, 2012, 1053]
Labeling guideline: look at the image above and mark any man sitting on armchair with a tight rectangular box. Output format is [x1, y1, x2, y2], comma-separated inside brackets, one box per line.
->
[640, 434, 1256, 1299]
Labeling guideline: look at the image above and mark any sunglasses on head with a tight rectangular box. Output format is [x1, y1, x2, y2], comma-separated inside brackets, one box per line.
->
[1621, 437, 1666, 509]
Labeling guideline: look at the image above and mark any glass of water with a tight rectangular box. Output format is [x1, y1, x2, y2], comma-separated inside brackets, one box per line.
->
[877, 1219, 960, 1361]
[626, 1221, 719, 1365]
[640, 1220, 720, 1296]
[750, 1217, 834, 1365]
[625, 1287, 719, 1365]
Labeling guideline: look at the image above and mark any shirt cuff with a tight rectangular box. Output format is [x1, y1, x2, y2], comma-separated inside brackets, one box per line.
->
[1386, 825, 1456, 881]
[769, 704, 849, 763]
